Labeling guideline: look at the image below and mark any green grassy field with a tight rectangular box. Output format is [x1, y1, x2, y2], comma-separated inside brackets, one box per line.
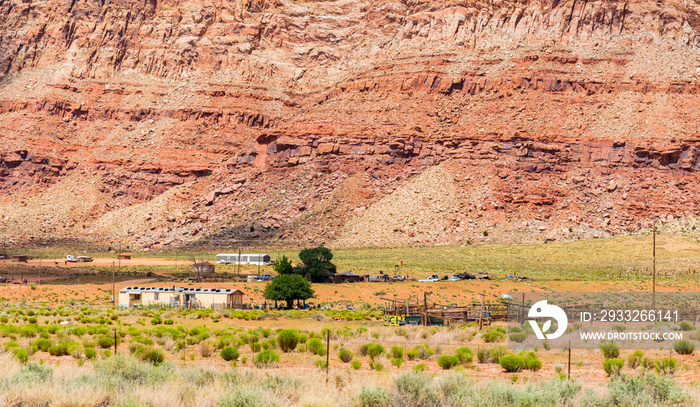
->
[6, 234, 700, 281]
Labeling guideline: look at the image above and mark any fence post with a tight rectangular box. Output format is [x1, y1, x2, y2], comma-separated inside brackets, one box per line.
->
[325, 330, 330, 384]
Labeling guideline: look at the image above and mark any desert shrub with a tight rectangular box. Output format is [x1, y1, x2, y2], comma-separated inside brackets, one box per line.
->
[518, 351, 543, 372]
[390, 346, 404, 359]
[35, 338, 52, 352]
[200, 342, 214, 358]
[394, 372, 441, 407]
[509, 332, 528, 343]
[129, 336, 154, 346]
[10, 362, 53, 383]
[94, 355, 172, 387]
[253, 350, 280, 368]
[351, 360, 362, 370]
[499, 354, 525, 372]
[97, 336, 115, 349]
[603, 359, 624, 376]
[454, 347, 473, 364]
[339, 348, 354, 363]
[358, 387, 392, 407]
[406, 350, 418, 360]
[14, 348, 29, 363]
[366, 343, 385, 360]
[654, 357, 678, 375]
[49, 343, 69, 356]
[482, 330, 506, 343]
[437, 355, 460, 370]
[627, 350, 644, 369]
[678, 321, 694, 331]
[413, 363, 426, 373]
[489, 346, 508, 363]
[412, 344, 434, 360]
[477, 348, 490, 363]
[673, 340, 694, 355]
[276, 329, 299, 353]
[641, 357, 655, 370]
[140, 348, 165, 365]
[372, 361, 384, 371]
[219, 388, 272, 407]
[308, 338, 324, 355]
[220, 346, 240, 361]
[600, 342, 620, 359]
[315, 360, 328, 369]
[591, 373, 690, 406]
[84, 347, 97, 359]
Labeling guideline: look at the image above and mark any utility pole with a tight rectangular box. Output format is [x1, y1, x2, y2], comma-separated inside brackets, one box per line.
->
[478, 293, 486, 330]
[118, 242, 122, 273]
[238, 246, 241, 279]
[38, 259, 41, 285]
[652, 223, 656, 309]
[325, 330, 330, 384]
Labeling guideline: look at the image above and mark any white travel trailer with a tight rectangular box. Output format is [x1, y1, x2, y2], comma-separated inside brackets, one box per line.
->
[216, 253, 271, 265]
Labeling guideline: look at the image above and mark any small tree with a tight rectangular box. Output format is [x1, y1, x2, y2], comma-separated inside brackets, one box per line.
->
[273, 255, 294, 275]
[298, 246, 336, 282]
[263, 275, 314, 309]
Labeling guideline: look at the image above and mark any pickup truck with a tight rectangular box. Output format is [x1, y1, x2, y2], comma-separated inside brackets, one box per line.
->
[419, 274, 440, 282]
[259, 274, 276, 281]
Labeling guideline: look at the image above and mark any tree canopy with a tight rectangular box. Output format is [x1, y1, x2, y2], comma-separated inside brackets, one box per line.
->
[263, 274, 314, 309]
[273, 255, 294, 275]
[298, 246, 336, 282]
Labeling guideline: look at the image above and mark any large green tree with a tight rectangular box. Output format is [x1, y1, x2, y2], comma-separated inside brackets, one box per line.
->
[263, 274, 314, 309]
[298, 246, 336, 282]
[273, 255, 294, 275]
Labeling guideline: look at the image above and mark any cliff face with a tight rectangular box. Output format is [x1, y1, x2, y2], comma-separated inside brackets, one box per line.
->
[2, 0, 700, 248]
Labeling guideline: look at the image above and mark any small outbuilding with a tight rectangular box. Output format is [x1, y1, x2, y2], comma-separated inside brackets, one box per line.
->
[117, 253, 132, 260]
[193, 261, 216, 274]
[332, 271, 362, 284]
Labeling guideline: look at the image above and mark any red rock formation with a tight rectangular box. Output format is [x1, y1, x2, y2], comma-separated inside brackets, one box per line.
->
[2, 0, 700, 247]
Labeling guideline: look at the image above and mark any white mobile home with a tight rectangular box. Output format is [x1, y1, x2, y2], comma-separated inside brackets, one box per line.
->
[118, 286, 246, 309]
[216, 253, 271, 265]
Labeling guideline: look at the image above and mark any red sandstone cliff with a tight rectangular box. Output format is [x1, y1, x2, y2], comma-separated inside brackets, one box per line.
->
[2, 0, 700, 248]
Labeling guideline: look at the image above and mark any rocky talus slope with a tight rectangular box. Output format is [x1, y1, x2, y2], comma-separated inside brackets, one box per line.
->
[2, 0, 700, 248]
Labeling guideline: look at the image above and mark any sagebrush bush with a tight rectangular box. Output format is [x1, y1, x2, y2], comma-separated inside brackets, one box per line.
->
[254, 350, 280, 368]
[673, 340, 694, 355]
[482, 330, 506, 343]
[351, 360, 362, 370]
[412, 345, 434, 360]
[654, 357, 678, 375]
[390, 346, 404, 359]
[358, 386, 392, 407]
[338, 348, 353, 363]
[627, 350, 644, 369]
[499, 354, 525, 372]
[489, 346, 508, 364]
[97, 336, 115, 349]
[394, 372, 441, 407]
[277, 329, 299, 353]
[140, 348, 165, 365]
[391, 357, 403, 367]
[220, 346, 240, 361]
[678, 321, 694, 331]
[437, 355, 460, 370]
[454, 347, 473, 364]
[219, 388, 273, 407]
[509, 332, 528, 343]
[477, 348, 490, 363]
[600, 342, 620, 359]
[603, 358, 624, 376]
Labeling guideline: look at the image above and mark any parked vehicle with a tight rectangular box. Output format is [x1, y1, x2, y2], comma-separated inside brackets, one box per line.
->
[76, 256, 93, 262]
[448, 275, 462, 281]
[66, 255, 77, 262]
[419, 274, 440, 282]
[259, 274, 276, 281]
